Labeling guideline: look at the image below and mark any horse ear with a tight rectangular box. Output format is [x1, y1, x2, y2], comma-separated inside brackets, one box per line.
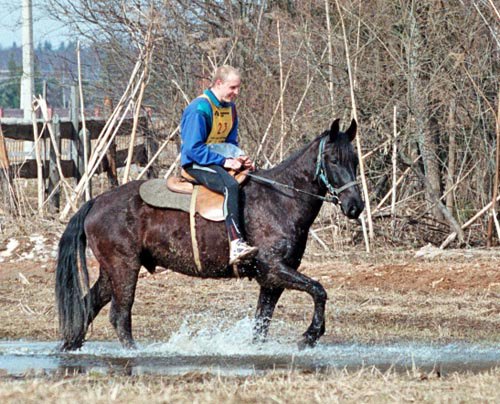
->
[329, 119, 340, 141]
[346, 118, 357, 142]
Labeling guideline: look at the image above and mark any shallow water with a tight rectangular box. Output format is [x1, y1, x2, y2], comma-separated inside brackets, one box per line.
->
[1, 340, 499, 377]
[1, 317, 498, 377]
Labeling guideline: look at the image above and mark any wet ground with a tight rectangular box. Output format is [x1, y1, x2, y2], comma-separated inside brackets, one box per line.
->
[1, 339, 499, 377]
[1, 242, 499, 380]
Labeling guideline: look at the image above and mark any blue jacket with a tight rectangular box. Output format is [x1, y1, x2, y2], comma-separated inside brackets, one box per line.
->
[180, 89, 238, 167]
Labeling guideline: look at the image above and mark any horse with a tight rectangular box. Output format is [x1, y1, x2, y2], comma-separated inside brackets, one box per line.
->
[55, 118, 364, 351]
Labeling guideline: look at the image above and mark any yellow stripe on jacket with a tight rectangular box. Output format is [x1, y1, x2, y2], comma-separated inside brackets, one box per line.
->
[199, 94, 234, 144]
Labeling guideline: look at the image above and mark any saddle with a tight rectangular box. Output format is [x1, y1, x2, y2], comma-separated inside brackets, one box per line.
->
[166, 169, 249, 221]
[138, 169, 250, 275]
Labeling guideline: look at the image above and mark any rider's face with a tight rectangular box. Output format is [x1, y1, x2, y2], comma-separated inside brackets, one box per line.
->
[214, 73, 241, 103]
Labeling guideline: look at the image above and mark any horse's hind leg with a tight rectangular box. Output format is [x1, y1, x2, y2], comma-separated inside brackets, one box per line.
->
[107, 263, 141, 349]
[60, 268, 113, 351]
[253, 287, 284, 342]
[86, 269, 113, 324]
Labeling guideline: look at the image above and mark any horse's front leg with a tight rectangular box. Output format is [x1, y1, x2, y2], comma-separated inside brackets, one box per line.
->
[258, 262, 327, 348]
[254, 286, 284, 343]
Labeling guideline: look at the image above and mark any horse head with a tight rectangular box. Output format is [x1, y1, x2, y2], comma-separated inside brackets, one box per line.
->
[318, 119, 364, 219]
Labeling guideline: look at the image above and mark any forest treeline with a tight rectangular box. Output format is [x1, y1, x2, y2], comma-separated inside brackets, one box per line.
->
[6, 0, 500, 248]
[0, 41, 100, 108]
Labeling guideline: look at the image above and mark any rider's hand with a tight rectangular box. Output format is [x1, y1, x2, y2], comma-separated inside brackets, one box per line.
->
[237, 155, 255, 171]
[223, 158, 243, 171]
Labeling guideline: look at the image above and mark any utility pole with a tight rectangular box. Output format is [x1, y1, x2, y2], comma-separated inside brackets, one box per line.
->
[20, 0, 34, 121]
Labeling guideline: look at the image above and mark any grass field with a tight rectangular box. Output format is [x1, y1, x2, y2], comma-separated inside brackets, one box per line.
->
[0, 233, 499, 402]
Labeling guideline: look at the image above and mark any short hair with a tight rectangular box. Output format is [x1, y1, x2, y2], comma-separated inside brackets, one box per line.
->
[210, 65, 241, 87]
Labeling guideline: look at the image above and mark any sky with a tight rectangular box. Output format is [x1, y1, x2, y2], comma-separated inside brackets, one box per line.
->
[0, 1, 71, 49]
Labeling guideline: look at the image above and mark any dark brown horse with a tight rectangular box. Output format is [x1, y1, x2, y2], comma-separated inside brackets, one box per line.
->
[56, 119, 364, 351]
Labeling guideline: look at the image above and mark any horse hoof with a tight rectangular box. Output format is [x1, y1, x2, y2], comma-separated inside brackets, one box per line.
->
[59, 337, 85, 352]
[252, 335, 267, 344]
[121, 341, 137, 350]
[297, 335, 317, 350]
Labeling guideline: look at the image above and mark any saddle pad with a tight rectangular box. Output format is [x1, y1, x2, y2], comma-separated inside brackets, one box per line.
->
[139, 179, 225, 221]
[139, 179, 191, 212]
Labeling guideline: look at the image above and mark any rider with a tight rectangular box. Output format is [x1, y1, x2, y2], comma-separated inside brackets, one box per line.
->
[180, 65, 258, 265]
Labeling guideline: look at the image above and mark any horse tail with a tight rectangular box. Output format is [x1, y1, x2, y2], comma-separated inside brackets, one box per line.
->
[55, 199, 95, 351]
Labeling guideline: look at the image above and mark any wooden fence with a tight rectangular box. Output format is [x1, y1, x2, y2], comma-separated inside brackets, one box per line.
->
[0, 104, 155, 212]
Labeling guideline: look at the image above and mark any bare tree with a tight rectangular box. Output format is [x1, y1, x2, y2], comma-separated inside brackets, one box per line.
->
[16, 0, 497, 248]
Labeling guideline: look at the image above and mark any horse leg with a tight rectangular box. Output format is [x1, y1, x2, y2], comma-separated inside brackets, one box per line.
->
[86, 268, 113, 325]
[253, 286, 284, 343]
[58, 266, 113, 351]
[107, 263, 140, 349]
[258, 262, 327, 348]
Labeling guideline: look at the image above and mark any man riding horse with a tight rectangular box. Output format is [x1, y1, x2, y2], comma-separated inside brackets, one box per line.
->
[180, 65, 258, 265]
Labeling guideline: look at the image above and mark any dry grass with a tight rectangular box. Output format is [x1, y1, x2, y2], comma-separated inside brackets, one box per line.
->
[1, 257, 498, 344]
[1, 368, 499, 403]
[1, 243, 500, 334]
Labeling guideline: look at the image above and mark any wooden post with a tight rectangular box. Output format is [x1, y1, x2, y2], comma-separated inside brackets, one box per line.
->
[77, 41, 91, 201]
[0, 115, 18, 214]
[103, 96, 119, 188]
[36, 95, 76, 214]
[0, 134, 12, 210]
[70, 85, 81, 182]
[32, 103, 44, 214]
[79, 127, 92, 198]
[47, 113, 61, 212]
[0, 110, 7, 173]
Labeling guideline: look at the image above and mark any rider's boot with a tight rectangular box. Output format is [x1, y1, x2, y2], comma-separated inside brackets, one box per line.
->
[229, 239, 258, 265]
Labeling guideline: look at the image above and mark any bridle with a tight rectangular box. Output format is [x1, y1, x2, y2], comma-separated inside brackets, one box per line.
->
[313, 136, 358, 203]
[247, 136, 358, 204]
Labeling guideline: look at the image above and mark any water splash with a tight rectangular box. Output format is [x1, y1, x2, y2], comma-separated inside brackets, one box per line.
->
[0, 314, 498, 376]
[144, 314, 300, 356]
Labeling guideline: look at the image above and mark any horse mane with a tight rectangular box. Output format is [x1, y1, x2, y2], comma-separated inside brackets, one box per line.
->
[256, 129, 355, 178]
[256, 132, 326, 177]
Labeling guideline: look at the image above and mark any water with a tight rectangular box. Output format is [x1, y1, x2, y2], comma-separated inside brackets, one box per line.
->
[1, 317, 498, 377]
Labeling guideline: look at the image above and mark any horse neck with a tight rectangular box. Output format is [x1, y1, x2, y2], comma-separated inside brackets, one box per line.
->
[262, 137, 324, 195]
[250, 137, 326, 228]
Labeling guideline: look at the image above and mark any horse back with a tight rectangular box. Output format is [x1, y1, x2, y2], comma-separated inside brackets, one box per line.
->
[84, 180, 237, 279]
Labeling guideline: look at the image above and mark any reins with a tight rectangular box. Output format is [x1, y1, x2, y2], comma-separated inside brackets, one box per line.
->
[246, 172, 337, 203]
[247, 136, 358, 204]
